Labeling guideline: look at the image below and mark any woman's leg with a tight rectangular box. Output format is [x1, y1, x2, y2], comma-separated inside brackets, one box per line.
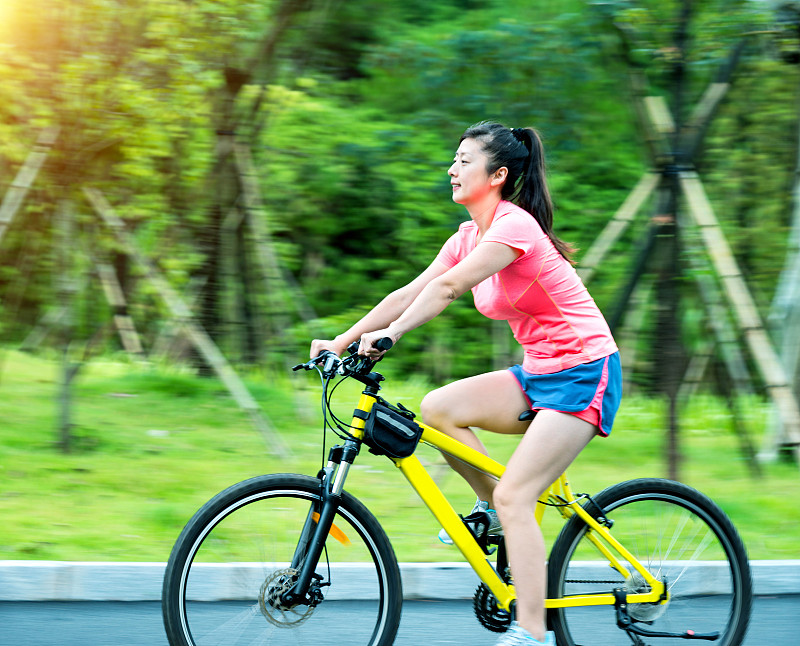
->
[492, 409, 598, 642]
[420, 370, 530, 504]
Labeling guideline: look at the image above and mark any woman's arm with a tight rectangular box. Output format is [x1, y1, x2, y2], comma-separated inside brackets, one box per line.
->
[310, 257, 451, 357]
[359, 241, 520, 355]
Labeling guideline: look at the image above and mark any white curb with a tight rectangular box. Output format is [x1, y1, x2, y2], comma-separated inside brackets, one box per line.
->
[1, 561, 797, 602]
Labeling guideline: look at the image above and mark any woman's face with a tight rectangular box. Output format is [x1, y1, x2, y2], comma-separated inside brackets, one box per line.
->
[448, 137, 503, 207]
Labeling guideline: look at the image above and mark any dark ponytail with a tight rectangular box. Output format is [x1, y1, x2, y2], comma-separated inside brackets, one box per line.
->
[460, 121, 574, 263]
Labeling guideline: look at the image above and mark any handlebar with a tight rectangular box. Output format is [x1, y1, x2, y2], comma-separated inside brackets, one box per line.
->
[344, 336, 393, 355]
[374, 337, 394, 352]
[293, 337, 394, 378]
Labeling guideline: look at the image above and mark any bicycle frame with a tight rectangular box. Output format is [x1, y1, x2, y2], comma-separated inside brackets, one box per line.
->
[163, 347, 747, 646]
[346, 390, 668, 614]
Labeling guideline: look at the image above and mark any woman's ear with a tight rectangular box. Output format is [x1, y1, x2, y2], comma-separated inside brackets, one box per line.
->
[490, 166, 508, 187]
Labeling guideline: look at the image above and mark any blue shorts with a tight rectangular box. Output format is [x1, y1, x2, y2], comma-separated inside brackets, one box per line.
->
[508, 352, 622, 436]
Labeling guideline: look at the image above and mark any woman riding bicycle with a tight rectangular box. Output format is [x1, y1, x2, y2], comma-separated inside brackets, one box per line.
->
[310, 120, 622, 646]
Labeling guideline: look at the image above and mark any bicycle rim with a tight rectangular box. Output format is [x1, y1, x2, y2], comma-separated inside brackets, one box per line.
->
[163, 475, 401, 646]
[547, 479, 752, 646]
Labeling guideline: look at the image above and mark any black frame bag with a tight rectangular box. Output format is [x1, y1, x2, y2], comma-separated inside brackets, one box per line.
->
[362, 402, 422, 459]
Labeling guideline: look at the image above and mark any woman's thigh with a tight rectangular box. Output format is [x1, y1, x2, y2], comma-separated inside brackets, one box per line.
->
[495, 409, 598, 509]
[421, 370, 531, 435]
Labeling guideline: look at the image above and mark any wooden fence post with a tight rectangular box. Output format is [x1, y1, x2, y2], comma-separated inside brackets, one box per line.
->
[681, 172, 800, 463]
[577, 172, 660, 285]
[0, 127, 59, 244]
[84, 187, 291, 459]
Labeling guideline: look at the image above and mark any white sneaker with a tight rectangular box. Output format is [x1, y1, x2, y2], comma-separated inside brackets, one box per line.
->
[494, 622, 555, 646]
[438, 498, 503, 545]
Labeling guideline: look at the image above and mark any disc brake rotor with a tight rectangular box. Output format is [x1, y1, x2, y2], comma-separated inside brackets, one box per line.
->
[259, 568, 315, 628]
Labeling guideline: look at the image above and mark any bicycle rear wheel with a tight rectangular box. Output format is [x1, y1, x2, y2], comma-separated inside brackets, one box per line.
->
[162, 473, 402, 646]
[547, 478, 752, 646]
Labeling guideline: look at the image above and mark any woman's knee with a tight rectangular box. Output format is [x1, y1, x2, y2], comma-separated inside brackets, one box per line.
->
[492, 478, 546, 520]
[420, 388, 448, 427]
[492, 480, 517, 517]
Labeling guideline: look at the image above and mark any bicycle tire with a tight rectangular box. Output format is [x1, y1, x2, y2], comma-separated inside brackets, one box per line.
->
[162, 473, 403, 646]
[546, 478, 752, 646]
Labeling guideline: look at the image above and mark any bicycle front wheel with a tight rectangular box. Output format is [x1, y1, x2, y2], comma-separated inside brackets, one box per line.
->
[162, 473, 402, 646]
[547, 478, 752, 646]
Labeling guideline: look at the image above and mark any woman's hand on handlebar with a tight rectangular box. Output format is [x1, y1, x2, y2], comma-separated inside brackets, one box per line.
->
[309, 338, 349, 359]
[358, 329, 397, 358]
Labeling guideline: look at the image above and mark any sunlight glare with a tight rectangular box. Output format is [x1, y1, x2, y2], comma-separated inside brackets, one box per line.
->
[0, 0, 17, 41]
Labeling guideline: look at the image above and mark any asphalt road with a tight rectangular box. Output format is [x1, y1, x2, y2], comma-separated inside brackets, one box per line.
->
[1, 596, 797, 645]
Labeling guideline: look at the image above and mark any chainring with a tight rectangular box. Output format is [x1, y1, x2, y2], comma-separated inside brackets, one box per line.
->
[473, 583, 512, 633]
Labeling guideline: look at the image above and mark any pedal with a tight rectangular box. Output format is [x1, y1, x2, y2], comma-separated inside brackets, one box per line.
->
[461, 510, 498, 555]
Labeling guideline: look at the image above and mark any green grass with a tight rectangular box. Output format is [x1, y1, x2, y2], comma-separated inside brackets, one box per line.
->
[1, 349, 798, 563]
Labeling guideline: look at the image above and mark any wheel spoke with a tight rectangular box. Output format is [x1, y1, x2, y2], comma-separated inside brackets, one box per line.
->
[547, 479, 752, 646]
[162, 474, 402, 646]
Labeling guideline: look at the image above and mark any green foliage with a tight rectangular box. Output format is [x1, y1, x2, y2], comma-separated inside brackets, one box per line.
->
[703, 58, 799, 305]
[0, 0, 796, 383]
[0, 350, 798, 562]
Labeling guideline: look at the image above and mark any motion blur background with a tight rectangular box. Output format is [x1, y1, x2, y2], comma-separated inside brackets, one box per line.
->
[1, 0, 799, 564]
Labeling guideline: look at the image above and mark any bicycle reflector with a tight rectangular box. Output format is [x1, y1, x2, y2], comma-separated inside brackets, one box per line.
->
[312, 512, 351, 546]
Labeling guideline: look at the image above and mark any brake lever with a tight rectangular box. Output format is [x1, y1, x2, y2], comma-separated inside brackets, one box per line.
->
[322, 352, 340, 375]
[293, 350, 339, 372]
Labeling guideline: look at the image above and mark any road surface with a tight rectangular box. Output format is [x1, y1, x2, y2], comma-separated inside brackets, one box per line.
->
[1, 596, 796, 645]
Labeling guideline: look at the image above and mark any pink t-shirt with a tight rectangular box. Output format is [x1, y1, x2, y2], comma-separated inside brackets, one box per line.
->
[436, 201, 618, 375]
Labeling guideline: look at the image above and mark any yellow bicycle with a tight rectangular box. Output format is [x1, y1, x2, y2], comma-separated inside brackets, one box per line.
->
[162, 341, 752, 646]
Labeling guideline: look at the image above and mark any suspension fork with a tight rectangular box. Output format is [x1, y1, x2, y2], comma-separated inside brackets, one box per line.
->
[281, 438, 360, 606]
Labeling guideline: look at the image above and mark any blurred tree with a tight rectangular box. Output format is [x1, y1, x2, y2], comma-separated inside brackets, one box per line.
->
[584, 0, 800, 471]
[0, 0, 796, 392]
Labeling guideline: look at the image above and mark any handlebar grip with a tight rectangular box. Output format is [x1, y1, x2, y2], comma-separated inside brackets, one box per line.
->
[375, 337, 393, 352]
[346, 337, 393, 356]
